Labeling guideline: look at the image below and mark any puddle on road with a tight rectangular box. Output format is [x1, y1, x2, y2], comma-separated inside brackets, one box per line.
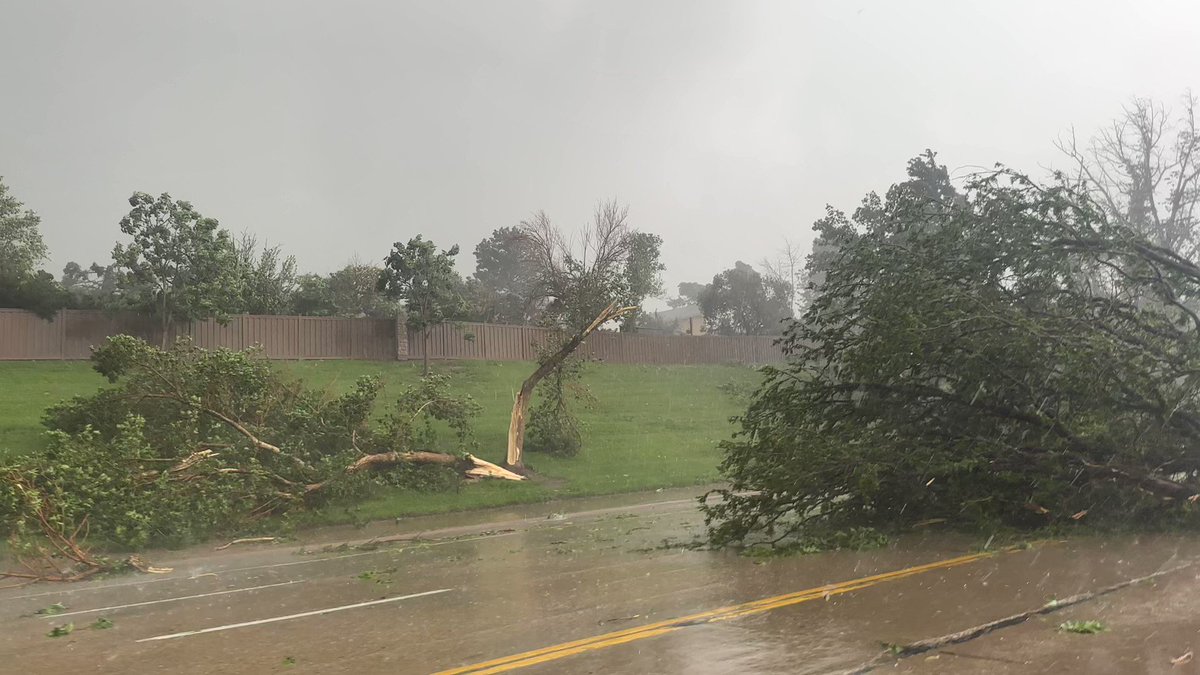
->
[4, 492, 1200, 675]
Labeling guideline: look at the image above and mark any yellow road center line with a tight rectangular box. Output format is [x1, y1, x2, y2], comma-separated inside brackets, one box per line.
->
[433, 548, 1009, 674]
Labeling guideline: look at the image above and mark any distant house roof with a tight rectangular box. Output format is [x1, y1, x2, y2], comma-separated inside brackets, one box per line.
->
[654, 304, 702, 321]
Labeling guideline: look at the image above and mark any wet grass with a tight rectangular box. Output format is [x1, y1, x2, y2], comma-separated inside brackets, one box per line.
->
[287, 359, 760, 524]
[0, 361, 112, 462]
[0, 359, 761, 523]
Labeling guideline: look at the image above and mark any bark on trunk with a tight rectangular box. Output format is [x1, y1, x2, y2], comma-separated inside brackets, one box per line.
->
[305, 450, 524, 493]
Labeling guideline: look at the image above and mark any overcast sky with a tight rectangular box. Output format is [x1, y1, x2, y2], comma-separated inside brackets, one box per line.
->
[3, 0, 1199, 307]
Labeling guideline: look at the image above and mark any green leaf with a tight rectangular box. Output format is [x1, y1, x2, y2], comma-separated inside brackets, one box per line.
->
[1058, 620, 1106, 634]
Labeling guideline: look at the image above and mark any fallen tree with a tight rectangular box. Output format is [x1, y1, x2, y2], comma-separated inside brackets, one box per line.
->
[1, 336, 521, 576]
[705, 154, 1200, 545]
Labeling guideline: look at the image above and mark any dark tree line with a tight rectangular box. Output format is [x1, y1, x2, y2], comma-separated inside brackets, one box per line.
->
[3, 172, 789, 338]
[0, 184, 667, 336]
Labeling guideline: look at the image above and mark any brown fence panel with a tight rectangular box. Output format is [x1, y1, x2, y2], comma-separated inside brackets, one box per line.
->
[0, 309, 782, 364]
[239, 315, 294, 357]
[60, 310, 154, 358]
[296, 317, 348, 359]
[189, 315, 243, 350]
[408, 322, 557, 362]
[351, 318, 396, 361]
[405, 321, 781, 365]
[0, 309, 63, 359]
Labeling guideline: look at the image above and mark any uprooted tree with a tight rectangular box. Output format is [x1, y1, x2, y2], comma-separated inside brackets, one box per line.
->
[705, 156, 1200, 546]
[0, 336, 520, 582]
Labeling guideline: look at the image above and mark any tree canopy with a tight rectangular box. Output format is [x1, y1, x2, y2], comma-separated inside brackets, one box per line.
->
[521, 200, 662, 331]
[111, 192, 238, 343]
[0, 177, 48, 280]
[0, 178, 72, 318]
[469, 226, 536, 324]
[706, 156, 1200, 545]
[1059, 94, 1200, 260]
[289, 264, 400, 318]
[232, 233, 298, 315]
[697, 261, 791, 335]
[667, 281, 706, 309]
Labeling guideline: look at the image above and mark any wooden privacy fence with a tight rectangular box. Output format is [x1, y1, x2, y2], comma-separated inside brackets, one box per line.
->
[0, 310, 784, 365]
[0, 309, 397, 361]
[406, 321, 784, 365]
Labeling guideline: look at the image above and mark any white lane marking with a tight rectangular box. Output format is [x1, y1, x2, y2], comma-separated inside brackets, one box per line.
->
[136, 588, 453, 642]
[7, 493, 701, 602]
[44, 581, 303, 619]
[3, 550, 379, 601]
[6, 493, 702, 603]
[227, 531, 520, 574]
[5, 532, 515, 601]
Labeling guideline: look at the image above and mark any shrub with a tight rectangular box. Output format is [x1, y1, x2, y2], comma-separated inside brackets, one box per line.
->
[526, 356, 589, 457]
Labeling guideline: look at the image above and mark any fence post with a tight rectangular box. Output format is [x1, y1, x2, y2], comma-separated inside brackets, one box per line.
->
[394, 317, 409, 361]
[58, 309, 67, 360]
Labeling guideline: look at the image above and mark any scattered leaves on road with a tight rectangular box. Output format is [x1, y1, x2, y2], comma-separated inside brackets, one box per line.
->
[1059, 620, 1106, 634]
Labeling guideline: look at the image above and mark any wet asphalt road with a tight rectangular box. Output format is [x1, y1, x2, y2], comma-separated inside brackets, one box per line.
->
[3, 486, 1200, 674]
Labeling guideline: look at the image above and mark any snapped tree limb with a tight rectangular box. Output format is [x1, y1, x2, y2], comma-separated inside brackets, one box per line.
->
[506, 301, 638, 469]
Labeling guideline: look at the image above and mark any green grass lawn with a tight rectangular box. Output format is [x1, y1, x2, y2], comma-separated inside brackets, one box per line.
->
[0, 361, 114, 461]
[0, 359, 761, 524]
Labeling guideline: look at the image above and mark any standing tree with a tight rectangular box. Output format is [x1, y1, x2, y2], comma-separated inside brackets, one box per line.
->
[379, 236, 467, 375]
[1058, 94, 1200, 260]
[620, 231, 665, 331]
[0, 177, 47, 280]
[469, 226, 536, 324]
[667, 281, 706, 309]
[0, 178, 69, 318]
[290, 263, 401, 318]
[329, 262, 403, 318]
[698, 261, 791, 335]
[0, 270, 69, 318]
[760, 238, 804, 316]
[111, 192, 238, 347]
[291, 273, 337, 316]
[232, 233, 298, 315]
[61, 261, 120, 309]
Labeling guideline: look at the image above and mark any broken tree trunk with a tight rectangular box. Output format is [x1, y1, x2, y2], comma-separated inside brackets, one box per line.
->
[345, 450, 523, 480]
[137, 393, 524, 490]
[305, 450, 525, 494]
[506, 301, 638, 470]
